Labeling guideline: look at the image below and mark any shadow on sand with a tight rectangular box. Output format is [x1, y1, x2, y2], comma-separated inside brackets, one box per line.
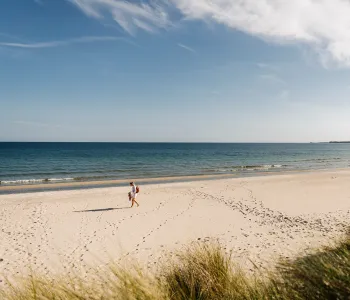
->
[74, 207, 130, 213]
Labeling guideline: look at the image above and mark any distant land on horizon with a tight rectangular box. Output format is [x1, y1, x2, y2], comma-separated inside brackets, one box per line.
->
[329, 141, 350, 143]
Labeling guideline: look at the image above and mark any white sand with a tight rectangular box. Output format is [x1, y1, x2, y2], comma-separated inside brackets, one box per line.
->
[0, 170, 349, 283]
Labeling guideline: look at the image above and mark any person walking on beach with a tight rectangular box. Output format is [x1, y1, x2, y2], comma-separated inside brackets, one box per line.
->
[129, 182, 140, 208]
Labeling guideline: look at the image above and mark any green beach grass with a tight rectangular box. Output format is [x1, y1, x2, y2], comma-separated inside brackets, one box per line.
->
[1, 237, 349, 300]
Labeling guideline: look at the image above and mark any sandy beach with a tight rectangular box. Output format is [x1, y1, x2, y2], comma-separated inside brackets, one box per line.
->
[1, 169, 349, 283]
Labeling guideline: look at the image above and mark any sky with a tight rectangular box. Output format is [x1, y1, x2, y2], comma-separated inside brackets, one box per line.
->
[1, 0, 350, 142]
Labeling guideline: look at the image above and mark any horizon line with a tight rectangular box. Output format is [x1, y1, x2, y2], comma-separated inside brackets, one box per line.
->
[0, 141, 329, 144]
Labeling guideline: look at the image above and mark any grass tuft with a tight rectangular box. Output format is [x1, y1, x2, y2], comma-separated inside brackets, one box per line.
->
[274, 238, 350, 300]
[162, 243, 233, 300]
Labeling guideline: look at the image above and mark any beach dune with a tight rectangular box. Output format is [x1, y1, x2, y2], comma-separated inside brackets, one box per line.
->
[0, 170, 349, 283]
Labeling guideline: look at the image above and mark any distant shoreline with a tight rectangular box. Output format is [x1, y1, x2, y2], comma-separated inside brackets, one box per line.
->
[329, 141, 350, 143]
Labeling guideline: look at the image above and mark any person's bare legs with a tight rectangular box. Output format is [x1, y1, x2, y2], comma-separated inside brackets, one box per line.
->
[131, 198, 139, 208]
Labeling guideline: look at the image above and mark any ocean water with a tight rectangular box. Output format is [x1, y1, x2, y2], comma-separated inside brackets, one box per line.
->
[0, 142, 350, 186]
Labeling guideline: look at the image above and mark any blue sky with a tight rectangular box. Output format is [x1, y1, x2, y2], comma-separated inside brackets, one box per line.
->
[1, 0, 350, 142]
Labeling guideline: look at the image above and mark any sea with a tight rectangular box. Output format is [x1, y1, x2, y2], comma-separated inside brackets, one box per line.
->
[0, 142, 350, 187]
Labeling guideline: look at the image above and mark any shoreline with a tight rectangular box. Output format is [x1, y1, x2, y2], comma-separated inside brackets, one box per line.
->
[0, 174, 237, 194]
[0, 167, 348, 195]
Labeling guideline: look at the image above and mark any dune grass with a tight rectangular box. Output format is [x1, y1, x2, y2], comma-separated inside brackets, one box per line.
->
[1, 238, 349, 300]
[274, 238, 350, 300]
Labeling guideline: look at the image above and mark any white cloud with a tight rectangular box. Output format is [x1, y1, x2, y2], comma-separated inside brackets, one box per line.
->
[178, 43, 196, 53]
[0, 36, 129, 48]
[259, 74, 286, 85]
[70, 0, 350, 68]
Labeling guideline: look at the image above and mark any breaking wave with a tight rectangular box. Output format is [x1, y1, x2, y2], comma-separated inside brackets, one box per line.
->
[204, 164, 286, 173]
[0, 178, 74, 185]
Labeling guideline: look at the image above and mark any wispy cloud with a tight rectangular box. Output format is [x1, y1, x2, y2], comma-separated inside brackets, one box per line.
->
[178, 43, 196, 53]
[257, 63, 279, 72]
[70, 0, 350, 68]
[259, 74, 286, 85]
[13, 121, 63, 128]
[278, 90, 290, 101]
[34, 0, 44, 5]
[0, 36, 132, 49]
[69, 0, 170, 36]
